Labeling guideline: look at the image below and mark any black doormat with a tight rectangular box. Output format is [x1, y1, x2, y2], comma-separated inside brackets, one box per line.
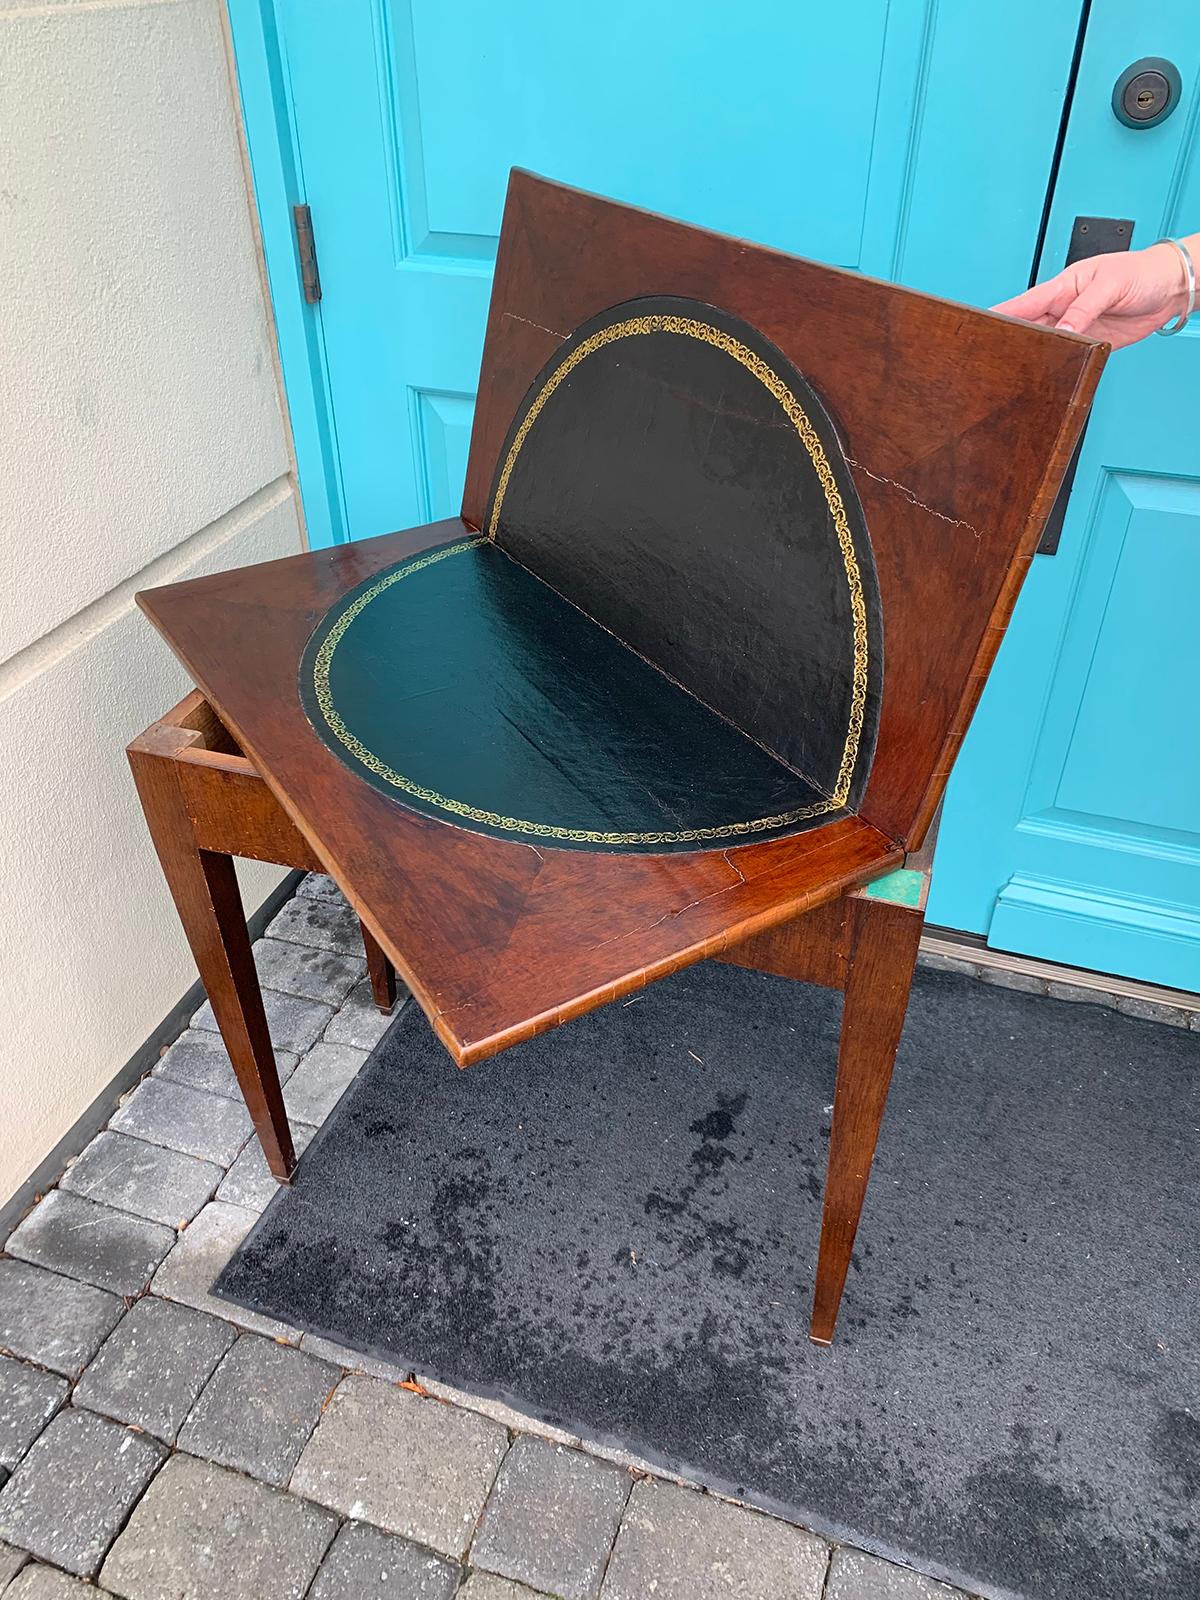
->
[217, 963, 1200, 1600]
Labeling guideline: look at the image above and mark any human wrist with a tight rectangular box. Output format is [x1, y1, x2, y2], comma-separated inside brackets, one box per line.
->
[1150, 236, 1197, 319]
[1182, 234, 1200, 312]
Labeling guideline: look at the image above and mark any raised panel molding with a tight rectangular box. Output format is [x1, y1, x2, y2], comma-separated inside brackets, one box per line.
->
[881, 0, 939, 281]
[374, 0, 497, 261]
[1049, 471, 1200, 838]
[989, 873, 1200, 991]
[385, 0, 894, 268]
[1018, 810, 1200, 869]
[412, 389, 474, 521]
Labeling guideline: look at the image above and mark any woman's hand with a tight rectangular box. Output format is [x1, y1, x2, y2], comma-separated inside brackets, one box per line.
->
[992, 234, 1198, 348]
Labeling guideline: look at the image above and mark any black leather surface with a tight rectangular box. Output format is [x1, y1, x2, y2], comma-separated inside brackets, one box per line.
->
[298, 537, 837, 852]
[488, 296, 882, 811]
[299, 296, 882, 852]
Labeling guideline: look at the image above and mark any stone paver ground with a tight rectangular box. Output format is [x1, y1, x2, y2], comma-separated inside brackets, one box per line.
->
[0, 1410, 164, 1577]
[292, 1375, 508, 1557]
[73, 1297, 234, 1444]
[470, 1437, 628, 1599]
[0, 872, 982, 1600]
[178, 1336, 339, 1486]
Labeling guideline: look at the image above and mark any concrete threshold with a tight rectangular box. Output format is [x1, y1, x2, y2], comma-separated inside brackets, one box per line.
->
[920, 924, 1200, 1030]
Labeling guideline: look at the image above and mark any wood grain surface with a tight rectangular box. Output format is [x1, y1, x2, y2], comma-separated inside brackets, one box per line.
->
[135, 172, 1102, 1067]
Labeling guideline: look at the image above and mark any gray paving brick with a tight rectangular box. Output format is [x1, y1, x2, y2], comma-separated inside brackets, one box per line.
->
[0, 1358, 67, 1470]
[178, 1335, 337, 1485]
[824, 1548, 970, 1600]
[217, 1121, 317, 1212]
[1114, 992, 1189, 1028]
[0, 1260, 122, 1378]
[283, 1042, 368, 1126]
[109, 1077, 251, 1167]
[151, 1200, 299, 1341]
[0, 1409, 164, 1577]
[5, 1567, 113, 1598]
[299, 1333, 409, 1384]
[266, 893, 365, 956]
[155, 1028, 299, 1100]
[472, 1436, 628, 1600]
[60, 1129, 220, 1228]
[324, 977, 401, 1050]
[419, 1376, 579, 1448]
[0, 1543, 28, 1593]
[253, 937, 365, 1005]
[292, 1375, 507, 1558]
[100, 1453, 336, 1600]
[599, 1480, 829, 1600]
[309, 1522, 459, 1600]
[73, 1296, 234, 1443]
[5, 1190, 174, 1297]
[190, 986, 333, 1057]
[457, 1576, 551, 1600]
[297, 873, 344, 903]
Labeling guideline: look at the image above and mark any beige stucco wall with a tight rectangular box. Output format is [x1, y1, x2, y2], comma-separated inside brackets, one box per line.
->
[0, 0, 305, 1199]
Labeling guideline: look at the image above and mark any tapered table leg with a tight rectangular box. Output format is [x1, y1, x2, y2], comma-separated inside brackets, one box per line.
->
[810, 890, 924, 1344]
[360, 920, 398, 1013]
[128, 734, 296, 1180]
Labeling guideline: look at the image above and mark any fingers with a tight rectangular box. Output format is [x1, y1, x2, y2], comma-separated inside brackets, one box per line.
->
[1052, 274, 1117, 335]
[991, 273, 1074, 323]
[993, 260, 1122, 336]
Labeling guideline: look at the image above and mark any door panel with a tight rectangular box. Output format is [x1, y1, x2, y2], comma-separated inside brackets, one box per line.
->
[413, 391, 474, 522]
[267, 0, 1083, 538]
[930, 0, 1200, 988]
[404, 2, 889, 266]
[1054, 476, 1197, 835]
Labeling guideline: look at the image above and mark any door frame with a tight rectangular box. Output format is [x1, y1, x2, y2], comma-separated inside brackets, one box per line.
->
[226, 0, 348, 547]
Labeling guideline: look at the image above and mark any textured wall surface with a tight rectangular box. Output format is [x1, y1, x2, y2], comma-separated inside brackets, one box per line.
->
[0, 0, 305, 1198]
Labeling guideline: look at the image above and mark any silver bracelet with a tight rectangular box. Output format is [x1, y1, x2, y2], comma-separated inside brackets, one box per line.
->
[1153, 236, 1196, 336]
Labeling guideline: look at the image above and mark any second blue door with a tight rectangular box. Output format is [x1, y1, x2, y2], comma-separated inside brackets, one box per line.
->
[929, 0, 1200, 990]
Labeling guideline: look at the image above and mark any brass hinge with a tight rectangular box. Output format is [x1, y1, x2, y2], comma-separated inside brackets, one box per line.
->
[292, 203, 322, 304]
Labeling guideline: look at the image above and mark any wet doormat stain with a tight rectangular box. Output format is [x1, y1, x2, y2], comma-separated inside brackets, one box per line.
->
[218, 962, 1200, 1600]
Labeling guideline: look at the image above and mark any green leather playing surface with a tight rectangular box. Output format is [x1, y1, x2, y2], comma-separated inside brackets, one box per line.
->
[299, 297, 882, 854]
[298, 536, 836, 852]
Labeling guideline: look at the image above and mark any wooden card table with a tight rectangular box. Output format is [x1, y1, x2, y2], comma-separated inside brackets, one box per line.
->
[128, 173, 1104, 1343]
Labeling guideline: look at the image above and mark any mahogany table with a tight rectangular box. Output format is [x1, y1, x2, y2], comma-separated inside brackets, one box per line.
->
[128, 173, 1103, 1343]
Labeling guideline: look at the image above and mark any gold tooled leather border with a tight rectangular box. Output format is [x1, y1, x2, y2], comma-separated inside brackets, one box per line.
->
[488, 313, 869, 810]
[309, 313, 869, 845]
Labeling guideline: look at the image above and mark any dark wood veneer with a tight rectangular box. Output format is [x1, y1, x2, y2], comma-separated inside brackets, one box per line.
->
[466, 173, 1104, 849]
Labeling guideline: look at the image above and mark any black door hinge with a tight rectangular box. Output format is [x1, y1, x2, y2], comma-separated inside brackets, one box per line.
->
[292, 204, 322, 304]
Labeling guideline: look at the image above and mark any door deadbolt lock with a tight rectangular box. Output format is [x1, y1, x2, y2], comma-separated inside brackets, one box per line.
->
[1112, 57, 1182, 128]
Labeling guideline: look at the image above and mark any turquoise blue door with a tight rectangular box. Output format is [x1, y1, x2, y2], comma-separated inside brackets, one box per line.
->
[228, 1, 1200, 990]
[229, 0, 1083, 543]
[930, 0, 1200, 990]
